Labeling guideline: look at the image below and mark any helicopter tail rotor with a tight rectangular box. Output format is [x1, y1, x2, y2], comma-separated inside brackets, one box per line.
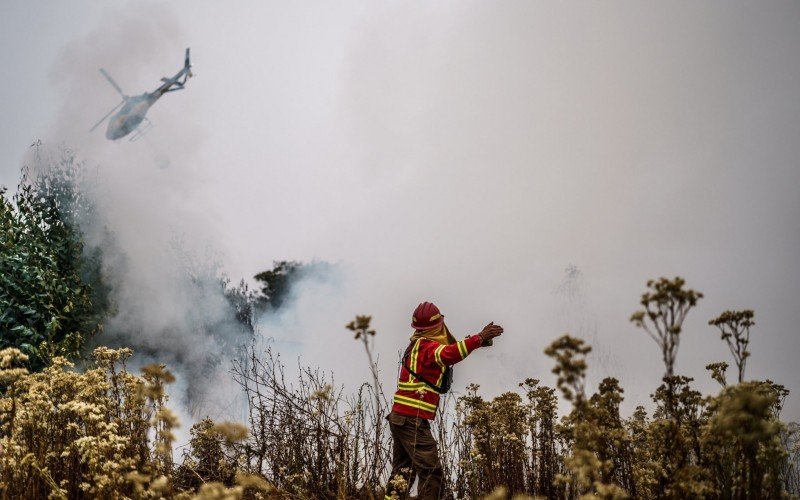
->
[184, 48, 192, 78]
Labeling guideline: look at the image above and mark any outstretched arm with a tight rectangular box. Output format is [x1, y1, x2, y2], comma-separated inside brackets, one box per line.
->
[433, 322, 504, 366]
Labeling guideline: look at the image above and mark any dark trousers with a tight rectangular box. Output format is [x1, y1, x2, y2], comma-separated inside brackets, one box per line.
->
[385, 412, 443, 500]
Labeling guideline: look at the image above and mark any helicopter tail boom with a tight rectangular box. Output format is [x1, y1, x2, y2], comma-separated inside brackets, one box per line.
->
[159, 48, 192, 90]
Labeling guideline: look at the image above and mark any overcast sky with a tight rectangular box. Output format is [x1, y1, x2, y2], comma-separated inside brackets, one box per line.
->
[2, 1, 799, 420]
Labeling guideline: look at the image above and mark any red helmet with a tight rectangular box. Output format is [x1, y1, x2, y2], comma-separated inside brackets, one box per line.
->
[411, 301, 444, 330]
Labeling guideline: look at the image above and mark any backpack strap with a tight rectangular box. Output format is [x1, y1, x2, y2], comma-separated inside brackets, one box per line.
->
[402, 340, 446, 394]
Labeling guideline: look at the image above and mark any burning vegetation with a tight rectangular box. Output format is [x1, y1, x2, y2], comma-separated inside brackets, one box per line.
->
[0, 149, 799, 499]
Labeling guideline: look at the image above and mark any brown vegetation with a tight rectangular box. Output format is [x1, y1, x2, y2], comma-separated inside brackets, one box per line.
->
[1, 277, 798, 499]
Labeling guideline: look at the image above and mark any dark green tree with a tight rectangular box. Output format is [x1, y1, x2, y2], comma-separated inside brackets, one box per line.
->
[251, 260, 336, 316]
[0, 146, 109, 370]
[252, 260, 304, 312]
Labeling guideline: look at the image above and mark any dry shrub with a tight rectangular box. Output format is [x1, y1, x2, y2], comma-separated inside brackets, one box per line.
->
[449, 381, 567, 499]
[0, 346, 175, 499]
[0, 274, 797, 499]
[232, 344, 390, 499]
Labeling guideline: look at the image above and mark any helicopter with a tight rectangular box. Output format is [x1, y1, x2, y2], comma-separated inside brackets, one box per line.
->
[90, 48, 192, 141]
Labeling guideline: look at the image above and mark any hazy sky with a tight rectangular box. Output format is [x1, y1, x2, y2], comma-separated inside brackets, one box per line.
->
[2, 1, 799, 421]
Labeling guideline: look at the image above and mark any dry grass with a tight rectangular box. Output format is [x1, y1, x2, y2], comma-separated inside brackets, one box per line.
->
[1, 279, 799, 499]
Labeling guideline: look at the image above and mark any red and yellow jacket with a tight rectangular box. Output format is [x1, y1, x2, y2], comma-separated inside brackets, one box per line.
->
[391, 330, 483, 420]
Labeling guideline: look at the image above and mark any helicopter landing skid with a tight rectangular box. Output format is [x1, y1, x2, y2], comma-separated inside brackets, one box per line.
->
[129, 118, 154, 142]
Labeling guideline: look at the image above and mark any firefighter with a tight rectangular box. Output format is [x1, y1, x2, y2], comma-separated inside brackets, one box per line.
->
[384, 301, 504, 499]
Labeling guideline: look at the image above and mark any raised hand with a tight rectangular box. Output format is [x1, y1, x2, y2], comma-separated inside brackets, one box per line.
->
[478, 321, 504, 345]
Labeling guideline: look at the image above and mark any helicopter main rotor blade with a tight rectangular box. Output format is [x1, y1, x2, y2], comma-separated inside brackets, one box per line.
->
[99, 68, 125, 97]
[89, 100, 124, 132]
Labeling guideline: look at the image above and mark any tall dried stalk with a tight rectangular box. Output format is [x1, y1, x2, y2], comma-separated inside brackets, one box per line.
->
[231, 343, 390, 498]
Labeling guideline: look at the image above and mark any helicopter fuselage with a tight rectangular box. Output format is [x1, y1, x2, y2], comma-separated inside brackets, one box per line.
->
[105, 92, 161, 140]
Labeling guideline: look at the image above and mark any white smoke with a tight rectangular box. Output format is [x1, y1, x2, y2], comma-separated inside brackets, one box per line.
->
[14, 1, 798, 427]
[36, 5, 251, 448]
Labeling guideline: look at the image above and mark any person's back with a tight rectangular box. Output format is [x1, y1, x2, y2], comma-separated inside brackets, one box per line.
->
[384, 301, 503, 500]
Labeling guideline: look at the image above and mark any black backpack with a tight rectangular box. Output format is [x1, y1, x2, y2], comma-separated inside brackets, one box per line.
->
[401, 341, 453, 394]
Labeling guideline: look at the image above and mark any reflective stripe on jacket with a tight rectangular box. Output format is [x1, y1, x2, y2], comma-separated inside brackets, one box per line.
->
[391, 334, 483, 419]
